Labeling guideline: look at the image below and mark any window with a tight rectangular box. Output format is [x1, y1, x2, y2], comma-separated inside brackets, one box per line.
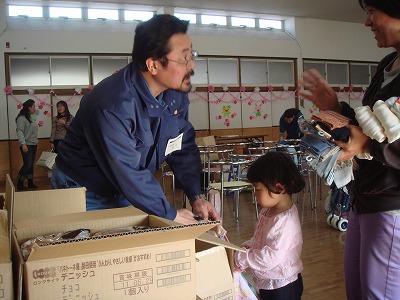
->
[174, 13, 197, 24]
[259, 19, 282, 30]
[50, 57, 89, 86]
[268, 61, 294, 85]
[327, 62, 348, 85]
[87, 8, 118, 21]
[241, 59, 267, 86]
[231, 17, 255, 28]
[49, 7, 82, 19]
[92, 57, 129, 84]
[201, 15, 227, 26]
[8, 5, 43, 18]
[208, 58, 238, 85]
[10, 57, 50, 87]
[124, 10, 153, 22]
[191, 59, 208, 85]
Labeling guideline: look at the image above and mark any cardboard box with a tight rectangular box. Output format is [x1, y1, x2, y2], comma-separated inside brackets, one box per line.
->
[13, 206, 218, 300]
[0, 210, 13, 300]
[5, 174, 244, 300]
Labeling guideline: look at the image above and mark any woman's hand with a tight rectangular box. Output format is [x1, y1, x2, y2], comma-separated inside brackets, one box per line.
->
[299, 69, 341, 112]
[21, 144, 28, 153]
[335, 125, 371, 160]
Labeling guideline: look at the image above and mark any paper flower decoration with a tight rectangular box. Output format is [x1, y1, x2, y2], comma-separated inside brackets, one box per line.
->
[253, 87, 260, 93]
[208, 85, 215, 93]
[268, 85, 273, 92]
[191, 86, 196, 92]
[348, 85, 354, 92]
[239, 86, 246, 92]
[4, 86, 13, 95]
[74, 87, 82, 94]
[27, 88, 35, 95]
[222, 85, 229, 92]
[88, 85, 95, 91]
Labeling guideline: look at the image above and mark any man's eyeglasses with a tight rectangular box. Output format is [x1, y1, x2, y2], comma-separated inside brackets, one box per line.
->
[166, 50, 198, 67]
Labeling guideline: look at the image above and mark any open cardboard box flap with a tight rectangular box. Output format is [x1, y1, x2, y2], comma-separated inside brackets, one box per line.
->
[5, 174, 86, 238]
[0, 210, 14, 300]
[14, 206, 219, 260]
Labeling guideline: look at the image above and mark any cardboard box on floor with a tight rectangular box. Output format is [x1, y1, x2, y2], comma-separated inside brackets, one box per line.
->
[6, 175, 244, 300]
[5, 174, 87, 300]
[0, 210, 13, 300]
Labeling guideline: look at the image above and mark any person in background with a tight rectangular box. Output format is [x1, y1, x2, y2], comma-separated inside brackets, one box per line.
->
[299, 1, 400, 298]
[50, 100, 74, 153]
[279, 108, 304, 141]
[234, 152, 305, 300]
[51, 14, 220, 225]
[15, 99, 38, 191]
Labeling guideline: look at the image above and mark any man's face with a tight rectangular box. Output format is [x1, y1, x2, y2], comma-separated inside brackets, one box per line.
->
[284, 116, 294, 124]
[157, 33, 195, 93]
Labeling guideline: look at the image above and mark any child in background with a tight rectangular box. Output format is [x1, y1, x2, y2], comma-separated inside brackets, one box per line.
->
[235, 152, 305, 300]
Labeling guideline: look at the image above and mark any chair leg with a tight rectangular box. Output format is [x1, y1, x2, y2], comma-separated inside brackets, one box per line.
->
[235, 190, 239, 223]
[171, 173, 176, 208]
[253, 188, 259, 219]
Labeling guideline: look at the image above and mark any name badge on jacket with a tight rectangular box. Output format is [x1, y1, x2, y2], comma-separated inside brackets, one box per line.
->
[165, 133, 183, 156]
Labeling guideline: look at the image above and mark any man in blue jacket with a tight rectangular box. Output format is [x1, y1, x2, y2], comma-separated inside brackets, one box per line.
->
[51, 14, 219, 224]
[279, 108, 304, 140]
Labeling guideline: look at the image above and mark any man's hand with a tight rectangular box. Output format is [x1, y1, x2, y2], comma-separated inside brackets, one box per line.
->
[191, 198, 221, 221]
[299, 69, 341, 112]
[335, 125, 371, 161]
[174, 209, 198, 225]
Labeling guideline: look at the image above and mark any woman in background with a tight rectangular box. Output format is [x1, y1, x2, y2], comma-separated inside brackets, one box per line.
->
[50, 100, 74, 153]
[16, 99, 38, 191]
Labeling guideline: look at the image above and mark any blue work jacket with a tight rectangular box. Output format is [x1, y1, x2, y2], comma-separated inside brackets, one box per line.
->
[56, 63, 201, 220]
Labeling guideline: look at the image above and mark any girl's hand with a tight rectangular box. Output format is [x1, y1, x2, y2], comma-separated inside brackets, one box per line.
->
[21, 144, 28, 153]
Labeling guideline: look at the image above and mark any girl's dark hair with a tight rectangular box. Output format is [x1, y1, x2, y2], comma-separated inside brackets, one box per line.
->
[247, 152, 305, 195]
[56, 100, 72, 122]
[16, 99, 35, 123]
[132, 14, 189, 71]
[358, 0, 400, 18]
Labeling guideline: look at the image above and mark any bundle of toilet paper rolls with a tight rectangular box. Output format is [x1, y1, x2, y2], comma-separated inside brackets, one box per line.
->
[355, 97, 400, 144]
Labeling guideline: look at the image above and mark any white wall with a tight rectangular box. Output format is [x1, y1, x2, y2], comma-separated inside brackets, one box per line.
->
[0, 4, 393, 139]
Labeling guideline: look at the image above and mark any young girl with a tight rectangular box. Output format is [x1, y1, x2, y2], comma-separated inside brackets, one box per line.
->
[235, 151, 305, 300]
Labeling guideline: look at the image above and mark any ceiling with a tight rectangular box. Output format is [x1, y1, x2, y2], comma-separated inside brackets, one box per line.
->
[74, 0, 367, 24]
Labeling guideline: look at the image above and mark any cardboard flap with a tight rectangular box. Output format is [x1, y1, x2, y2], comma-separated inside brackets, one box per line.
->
[13, 187, 86, 223]
[5, 175, 14, 248]
[14, 206, 148, 242]
[14, 206, 218, 261]
[196, 231, 245, 252]
[196, 246, 234, 299]
[0, 210, 10, 263]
